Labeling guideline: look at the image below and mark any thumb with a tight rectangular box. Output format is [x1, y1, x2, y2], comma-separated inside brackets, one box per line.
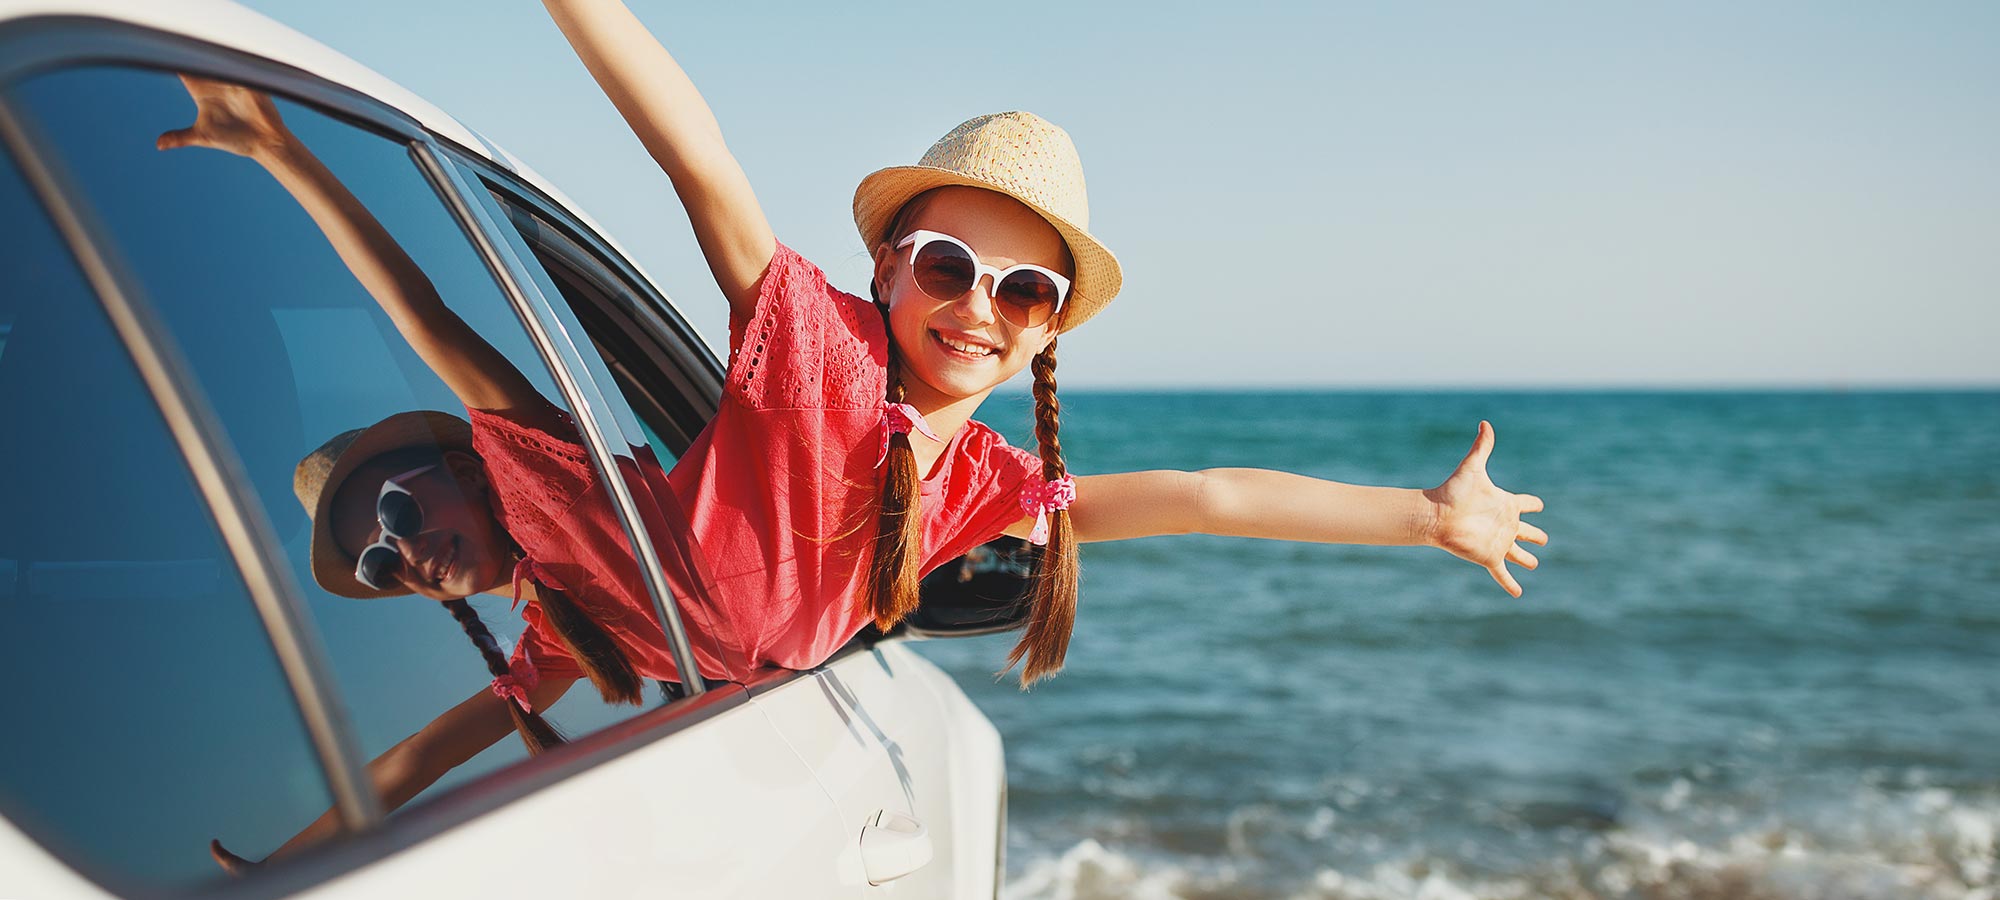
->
[1457, 420, 1495, 473]
[210, 838, 253, 876]
[156, 127, 196, 151]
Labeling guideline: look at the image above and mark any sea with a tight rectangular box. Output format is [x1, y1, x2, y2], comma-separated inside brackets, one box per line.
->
[907, 390, 2000, 900]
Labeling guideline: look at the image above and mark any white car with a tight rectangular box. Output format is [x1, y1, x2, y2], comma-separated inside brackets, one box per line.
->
[0, 2, 1014, 896]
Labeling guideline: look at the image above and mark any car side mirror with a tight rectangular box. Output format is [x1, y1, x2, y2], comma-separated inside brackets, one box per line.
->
[899, 537, 1035, 638]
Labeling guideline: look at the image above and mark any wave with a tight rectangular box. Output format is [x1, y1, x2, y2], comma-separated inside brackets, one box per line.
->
[1003, 783, 1998, 900]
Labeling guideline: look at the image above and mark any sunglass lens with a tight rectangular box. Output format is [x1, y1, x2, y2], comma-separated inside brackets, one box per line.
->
[356, 544, 402, 590]
[912, 239, 976, 301]
[995, 271, 1061, 327]
[377, 490, 422, 539]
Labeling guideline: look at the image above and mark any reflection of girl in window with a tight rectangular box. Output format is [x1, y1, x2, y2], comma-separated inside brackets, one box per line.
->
[159, 75, 716, 870]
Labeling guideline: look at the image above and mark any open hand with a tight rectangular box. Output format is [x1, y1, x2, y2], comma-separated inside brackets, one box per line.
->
[209, 838, 259, 877]
[1423, 420, 1548, 597]
[156, 74, 292, 159]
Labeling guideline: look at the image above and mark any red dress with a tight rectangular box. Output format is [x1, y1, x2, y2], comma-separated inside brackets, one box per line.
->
[486, 240, 1041, 683]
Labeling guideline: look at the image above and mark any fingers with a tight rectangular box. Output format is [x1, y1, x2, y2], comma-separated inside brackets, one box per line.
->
[1506, 544, 1539, 570]
[1488, 563, 1522, 598]
[1516, 493, 1544, 514]
[156, 127, 196, 151]
[1517, 522, 1549, 546]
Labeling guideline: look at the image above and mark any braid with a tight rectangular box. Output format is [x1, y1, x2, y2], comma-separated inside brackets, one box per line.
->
[1030, 344, 1066, 481]
[863, 315, 927, 629]
[443, 598, 565, 754]
[1004, 340, 1080, 687]
[535, 584, 644, 706]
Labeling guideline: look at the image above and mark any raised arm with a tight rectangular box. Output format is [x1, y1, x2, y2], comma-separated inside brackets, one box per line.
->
[157, 76, 546, 416]
[211, 675, 578, 873]
[541, 0, 775, 317]
[1015, 421, 1549, 596]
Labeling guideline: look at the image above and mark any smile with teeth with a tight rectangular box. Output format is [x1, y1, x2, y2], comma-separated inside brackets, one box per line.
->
[932, 329, 999, 358]
[429, 536, 458, 585]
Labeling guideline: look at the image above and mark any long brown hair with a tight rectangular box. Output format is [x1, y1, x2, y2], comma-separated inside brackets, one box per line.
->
[448, 577, 644, 755]
[1001, 340, 1079, 687]
[443, 597, 566, 753]
[865, 189, 1082, 688]
[863, 195, 938, 634]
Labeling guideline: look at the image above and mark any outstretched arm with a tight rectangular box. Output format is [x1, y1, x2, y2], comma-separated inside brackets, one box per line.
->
[541, 0, 775, 318]
[211, 675, 577, 873]
[1013, 421, 1549, 596]
[157, 75, 547, 417]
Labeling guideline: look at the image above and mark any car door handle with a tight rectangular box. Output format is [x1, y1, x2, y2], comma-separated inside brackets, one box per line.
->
[859, 809, 933, 885]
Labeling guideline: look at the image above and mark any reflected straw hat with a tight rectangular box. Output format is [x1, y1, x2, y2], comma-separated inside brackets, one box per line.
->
[292, 410, 475, 600]
[853, 111, 1123, 333]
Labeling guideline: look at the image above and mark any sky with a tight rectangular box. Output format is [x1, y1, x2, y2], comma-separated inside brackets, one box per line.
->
[237, 1, 2000, 389]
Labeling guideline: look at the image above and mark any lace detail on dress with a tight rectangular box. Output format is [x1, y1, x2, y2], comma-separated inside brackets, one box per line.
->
[482, 411, 592, 469]
[733, 241, 887, 411]
[468, 407, 598, 538]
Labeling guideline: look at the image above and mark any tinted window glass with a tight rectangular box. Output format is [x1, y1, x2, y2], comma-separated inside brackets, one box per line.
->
[482, 183, 719, 454]
[460, 175, 750, 679]
[6, 65, 697, 872]
[0, 132, 330, 893]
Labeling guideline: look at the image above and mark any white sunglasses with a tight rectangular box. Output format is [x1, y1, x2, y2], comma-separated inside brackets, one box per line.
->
[894, 229, 1072, 328]
[353, 463, 437, 590]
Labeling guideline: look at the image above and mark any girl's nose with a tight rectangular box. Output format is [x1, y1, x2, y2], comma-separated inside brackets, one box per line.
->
[951, 276, 999, 325]
[389, 533, 427, 564]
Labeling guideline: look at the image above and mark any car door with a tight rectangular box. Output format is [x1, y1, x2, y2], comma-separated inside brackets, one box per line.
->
[0, 32, 862, 899]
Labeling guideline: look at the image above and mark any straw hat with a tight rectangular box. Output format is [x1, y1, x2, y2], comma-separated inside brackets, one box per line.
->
[853, 111, 1123, 333]
[293, 410, 475, 599]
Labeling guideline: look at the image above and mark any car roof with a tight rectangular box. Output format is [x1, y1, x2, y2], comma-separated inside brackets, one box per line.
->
[0, 0, 662, 305]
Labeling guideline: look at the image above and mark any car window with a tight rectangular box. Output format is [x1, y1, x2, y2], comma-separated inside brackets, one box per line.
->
[0, 130, 332, 894]
[2, 64, 704, 874]
[453, 171, 750, 680]
[478, 181, 720, 455]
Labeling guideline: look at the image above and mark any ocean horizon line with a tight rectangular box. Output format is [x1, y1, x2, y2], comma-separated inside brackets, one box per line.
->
[992, 382, 2000, 396]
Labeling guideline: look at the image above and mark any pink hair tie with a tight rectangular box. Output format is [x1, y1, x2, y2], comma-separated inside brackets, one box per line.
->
[510, 557, 567, 612]
[877, 401, 942, 467]
[491, 656, 540, 713]
[1018, 475, 1077, 546]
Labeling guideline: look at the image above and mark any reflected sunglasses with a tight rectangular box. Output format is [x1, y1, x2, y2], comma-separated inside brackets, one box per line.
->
[353, 464, 436, 591]
[895, 229, 1072, 329]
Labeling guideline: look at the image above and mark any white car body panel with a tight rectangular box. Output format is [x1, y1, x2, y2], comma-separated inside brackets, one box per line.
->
[754, 644, 1001, 897]
[294, 708, 864, 900]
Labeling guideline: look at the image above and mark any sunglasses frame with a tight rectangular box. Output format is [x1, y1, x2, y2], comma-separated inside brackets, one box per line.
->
[352, 463, 438, 591]
[894, 229, 1072, 327]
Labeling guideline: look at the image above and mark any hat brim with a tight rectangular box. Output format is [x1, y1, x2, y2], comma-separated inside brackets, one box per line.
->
[307, 410, 476, 600]
[854, 165, 1122, 334]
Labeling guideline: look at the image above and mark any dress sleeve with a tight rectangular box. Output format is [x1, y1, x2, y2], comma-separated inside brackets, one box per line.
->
[510, 612, 585, 682]
[726, 240, 886, 411]
[467, 405, 597, 527]
[925, 428, 1045, 571]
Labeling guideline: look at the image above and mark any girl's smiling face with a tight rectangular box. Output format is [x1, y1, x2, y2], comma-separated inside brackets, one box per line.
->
[329, 450, 513, 601]
[873, 186, 1073, 407]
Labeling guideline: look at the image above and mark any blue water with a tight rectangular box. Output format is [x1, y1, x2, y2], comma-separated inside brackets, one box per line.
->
[910, 390, 2000, 899]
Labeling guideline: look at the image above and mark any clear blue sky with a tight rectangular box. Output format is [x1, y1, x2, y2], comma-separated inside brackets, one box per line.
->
[240, 1, 2000, 388]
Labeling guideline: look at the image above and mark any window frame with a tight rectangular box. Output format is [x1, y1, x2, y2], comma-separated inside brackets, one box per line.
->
[0, 16, 762, 899]
[456, 155, 724, 423]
